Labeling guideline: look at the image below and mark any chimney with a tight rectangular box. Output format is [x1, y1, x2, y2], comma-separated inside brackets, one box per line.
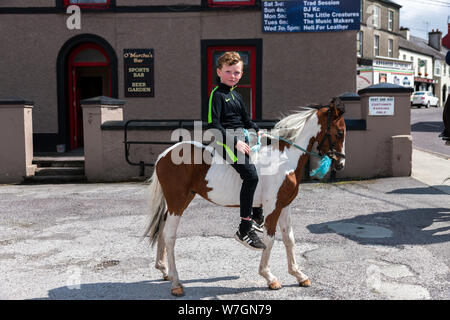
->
[400, 27, 410, 41]
[428, 29, 442, 51]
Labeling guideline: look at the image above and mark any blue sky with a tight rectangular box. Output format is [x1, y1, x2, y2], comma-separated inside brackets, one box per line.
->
[392, 0, 449, 40]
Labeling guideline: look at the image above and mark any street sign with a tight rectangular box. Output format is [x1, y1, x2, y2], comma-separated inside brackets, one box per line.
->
[369, 97, 395, 116]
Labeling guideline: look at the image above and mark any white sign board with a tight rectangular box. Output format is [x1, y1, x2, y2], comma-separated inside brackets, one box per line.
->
[369, 97, 395, 116]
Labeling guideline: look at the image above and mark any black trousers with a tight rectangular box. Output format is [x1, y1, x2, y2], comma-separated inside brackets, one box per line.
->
[215, 134, 263, 220]
[231, 154, 260, 219]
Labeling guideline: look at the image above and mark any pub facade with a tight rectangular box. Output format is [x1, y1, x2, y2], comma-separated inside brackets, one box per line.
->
[0, 0, 358, 153]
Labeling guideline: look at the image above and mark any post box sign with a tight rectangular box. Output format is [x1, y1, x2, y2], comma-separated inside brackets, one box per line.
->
[124, 49, 154, 97]
[262, 0, 361, 33]
[369, 97, 395, 116]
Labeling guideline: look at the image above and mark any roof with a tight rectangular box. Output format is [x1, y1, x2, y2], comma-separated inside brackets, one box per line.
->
[399, 35, 446, 60]
[377, 0, 402, 9]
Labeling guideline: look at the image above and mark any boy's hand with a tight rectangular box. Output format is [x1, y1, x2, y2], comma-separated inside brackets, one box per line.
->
[236, 140, 250, 155]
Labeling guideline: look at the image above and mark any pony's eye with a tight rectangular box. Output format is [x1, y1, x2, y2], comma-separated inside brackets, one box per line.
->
[337, 131, 344, 138]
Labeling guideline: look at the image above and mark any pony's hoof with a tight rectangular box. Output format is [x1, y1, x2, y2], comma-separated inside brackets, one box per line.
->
[268, 280, 282, 290]
[299, 279, 311, 287]
[171, 286, 185, 297]
[163, 275, 169, 281]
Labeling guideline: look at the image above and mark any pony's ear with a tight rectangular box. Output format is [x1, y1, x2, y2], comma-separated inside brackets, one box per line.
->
[330, 97, 345, 116]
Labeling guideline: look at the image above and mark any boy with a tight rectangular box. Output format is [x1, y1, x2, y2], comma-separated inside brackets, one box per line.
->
[208, 51, 266, 251]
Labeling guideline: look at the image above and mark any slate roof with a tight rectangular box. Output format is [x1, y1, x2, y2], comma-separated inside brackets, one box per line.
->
[399, 35, 446, 60]
[377, 0, 402, 9]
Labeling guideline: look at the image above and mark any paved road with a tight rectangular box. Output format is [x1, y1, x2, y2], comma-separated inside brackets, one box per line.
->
[0, 178, 448, 300]
[411, 106, 450, 158]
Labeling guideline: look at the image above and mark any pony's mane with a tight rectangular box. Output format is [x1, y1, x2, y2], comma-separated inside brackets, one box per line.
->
[272, 106, 319, 141]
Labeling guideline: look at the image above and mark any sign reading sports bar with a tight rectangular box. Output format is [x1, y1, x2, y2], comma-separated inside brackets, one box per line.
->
[262, 0, 360, 33]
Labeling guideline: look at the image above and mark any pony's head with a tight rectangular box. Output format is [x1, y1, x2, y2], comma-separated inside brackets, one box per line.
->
[311, 97, 346, 172]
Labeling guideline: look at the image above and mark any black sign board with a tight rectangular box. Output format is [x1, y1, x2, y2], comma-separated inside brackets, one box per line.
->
[124, 49, 154, 97]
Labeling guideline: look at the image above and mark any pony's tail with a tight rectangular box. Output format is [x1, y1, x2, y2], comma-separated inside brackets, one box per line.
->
[143, 168, 167, 248]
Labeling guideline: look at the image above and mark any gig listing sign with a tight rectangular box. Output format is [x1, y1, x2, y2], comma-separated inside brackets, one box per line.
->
[262, 0, 361, 33]
[124, 49, 154, 97]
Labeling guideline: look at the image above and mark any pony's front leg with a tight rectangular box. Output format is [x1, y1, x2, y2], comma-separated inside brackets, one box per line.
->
[278, 206, 311, 287]
[162, 214, 184, 296]
[258, 234, 281, 290]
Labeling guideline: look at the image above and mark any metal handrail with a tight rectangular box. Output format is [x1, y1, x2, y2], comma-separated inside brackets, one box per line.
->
[124, 119, 190, 176]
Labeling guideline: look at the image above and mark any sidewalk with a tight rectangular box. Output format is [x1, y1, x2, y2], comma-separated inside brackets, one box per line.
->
[411, 148, 450, 195]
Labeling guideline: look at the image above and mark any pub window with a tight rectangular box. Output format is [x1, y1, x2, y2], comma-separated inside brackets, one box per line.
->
[64, 0, 110, 8]
[207, 46, 257, 119]
[207, 0, 256, 7]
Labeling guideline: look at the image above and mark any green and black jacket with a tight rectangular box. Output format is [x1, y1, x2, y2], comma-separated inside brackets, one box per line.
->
[208, 82, 260, 162]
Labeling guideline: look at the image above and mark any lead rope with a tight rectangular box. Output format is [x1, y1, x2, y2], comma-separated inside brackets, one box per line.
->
[244, 129, 332, 179]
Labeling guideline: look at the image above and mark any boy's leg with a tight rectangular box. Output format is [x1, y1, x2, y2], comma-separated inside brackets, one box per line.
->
[252, 207, 264, 232]
[231, 155, 266, 250]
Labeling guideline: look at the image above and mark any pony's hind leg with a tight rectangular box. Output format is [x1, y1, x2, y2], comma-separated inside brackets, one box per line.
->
[155, 231, 168, 281]
[278, 206, 310, 287]
[163, 213, 184, 296]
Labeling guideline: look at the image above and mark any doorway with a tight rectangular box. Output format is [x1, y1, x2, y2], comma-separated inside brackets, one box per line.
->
[67, 43, 111, 150]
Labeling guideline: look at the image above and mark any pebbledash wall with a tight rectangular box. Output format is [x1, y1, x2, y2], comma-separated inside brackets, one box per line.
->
[0, 1, 413, 183]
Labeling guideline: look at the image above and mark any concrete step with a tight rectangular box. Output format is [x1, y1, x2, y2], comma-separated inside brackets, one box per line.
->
[22, 175, 88, 184]
[34, 167, 85, 176]
[33, 158, 84, 168]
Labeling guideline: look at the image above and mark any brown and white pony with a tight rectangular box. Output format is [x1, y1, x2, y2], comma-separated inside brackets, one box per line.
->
[144, 98, 346, 296]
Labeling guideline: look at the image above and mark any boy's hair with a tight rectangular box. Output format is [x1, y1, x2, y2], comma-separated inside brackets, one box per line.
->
[217, 52, 242, 69]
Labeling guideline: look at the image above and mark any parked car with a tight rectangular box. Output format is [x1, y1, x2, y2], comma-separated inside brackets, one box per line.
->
[411, 91, 439, 108]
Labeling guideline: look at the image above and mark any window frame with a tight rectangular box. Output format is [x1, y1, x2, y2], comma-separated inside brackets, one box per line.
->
[201, 39, 262, 121]
[374, 35, 379, 57]
[388, 39, 393, 58]
[207, 46, 256, 119]
[63, 0, 111, 9]
[357, 31, 363, 57]
[373, 5, 380, 28]
[388, 10, 394, 31]
[207, 0, 256, 7]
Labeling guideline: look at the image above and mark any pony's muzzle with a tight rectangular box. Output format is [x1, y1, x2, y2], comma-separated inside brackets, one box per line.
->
[328, 151, 345, 171]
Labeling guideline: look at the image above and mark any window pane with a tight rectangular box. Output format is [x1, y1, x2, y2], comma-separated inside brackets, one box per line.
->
[74, 48, 107, 63]
[70, 0, 108, 3]
[236, 87, 252, 117]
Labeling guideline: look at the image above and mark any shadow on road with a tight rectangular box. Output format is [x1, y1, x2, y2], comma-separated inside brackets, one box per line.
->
[411, 121, 444, 133]
[307, 207, 450, 246]
[33, 275, 269, 300]
[386, 186, 449, 194]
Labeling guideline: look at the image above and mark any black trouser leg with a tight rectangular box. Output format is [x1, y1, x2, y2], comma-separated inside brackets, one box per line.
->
[252, 207, 264, 221]
[231, 155, 259, 232]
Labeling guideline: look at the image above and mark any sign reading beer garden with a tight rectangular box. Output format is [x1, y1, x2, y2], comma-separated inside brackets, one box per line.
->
[262, 0, 361, 33]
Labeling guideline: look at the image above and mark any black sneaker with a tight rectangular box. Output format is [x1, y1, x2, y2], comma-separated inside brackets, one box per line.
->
[252, 216, 264, 233]
[234, 229, 266, 251]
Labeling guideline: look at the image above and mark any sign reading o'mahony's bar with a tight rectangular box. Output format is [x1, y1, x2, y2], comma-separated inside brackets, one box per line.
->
[262, 0, 360, 33]
[124, 49, 154, 97]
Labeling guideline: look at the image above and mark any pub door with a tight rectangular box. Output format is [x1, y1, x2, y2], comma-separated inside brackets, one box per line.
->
[68, 43, 111, 150]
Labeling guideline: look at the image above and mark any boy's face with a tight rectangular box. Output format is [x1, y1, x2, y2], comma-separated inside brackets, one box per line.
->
[217, 62, 243, 87]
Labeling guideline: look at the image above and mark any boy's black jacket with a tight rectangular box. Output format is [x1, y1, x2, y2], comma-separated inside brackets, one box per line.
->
[208, 82, 260, 147]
